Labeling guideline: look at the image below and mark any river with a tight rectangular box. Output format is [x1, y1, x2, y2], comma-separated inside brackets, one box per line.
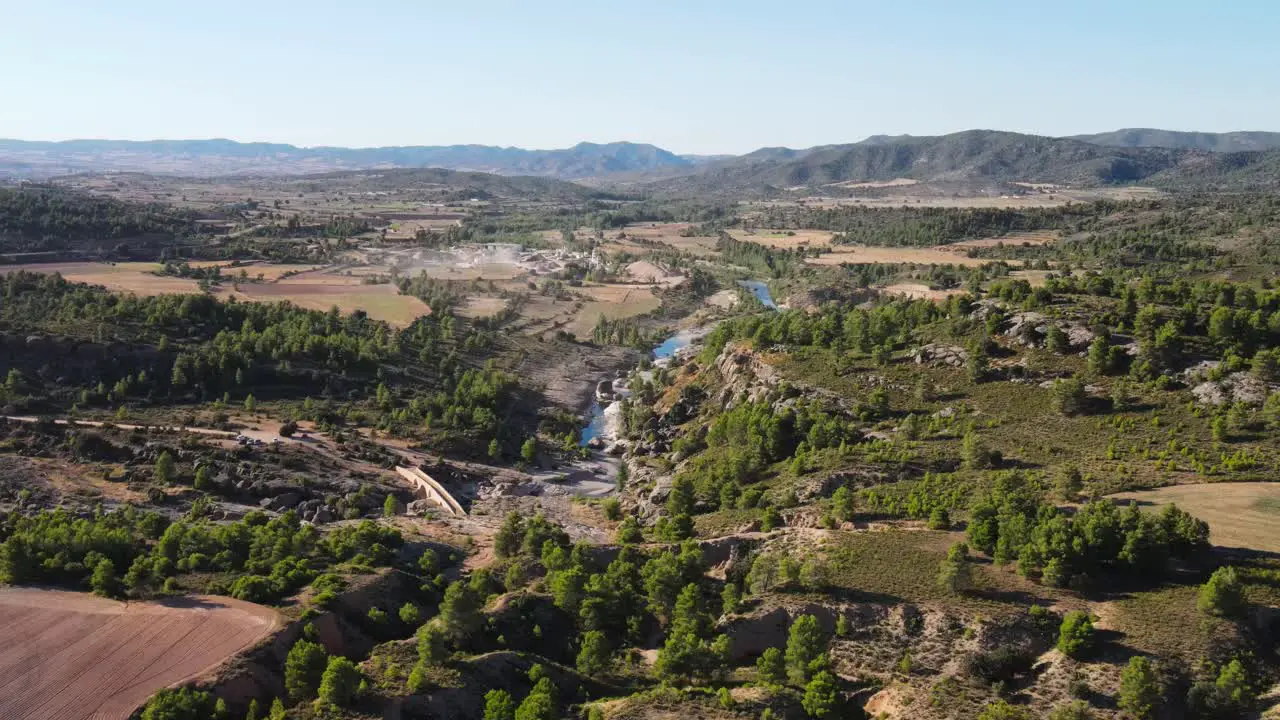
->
[579, 279, 777, 446]
[738, 279, 778, 309]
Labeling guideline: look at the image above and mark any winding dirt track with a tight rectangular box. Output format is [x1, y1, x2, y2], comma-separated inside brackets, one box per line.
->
[0, 588, 280, 720]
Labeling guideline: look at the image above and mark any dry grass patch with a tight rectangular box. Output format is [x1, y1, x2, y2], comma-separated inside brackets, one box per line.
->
[455, 296, 508, 319]
[726, 229, 835, 249]
[221, 282, 430, 326]
[1108, 483, 1280, 553]
[0, 262, 201, 295]
[944, 230, 1060, 251]
[808, 246, 991, 267]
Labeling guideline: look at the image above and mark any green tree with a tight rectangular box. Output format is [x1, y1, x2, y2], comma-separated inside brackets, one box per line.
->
[1198, 566, 1245, 617]
[576, 630, 611, 675]
[757, 646, 786, 685]
[616, 515, 643, 543]
[721, 582, 741, 615]
[967, 340, 989, 382]
[1253, 349, 1280, 382]
[1087, 337, 1111, 375]
[520, 437, 538, 464]
[1055, 465, 1083, 501]
[761, 505, 783, 532]
[267, 698, 286, 720]
[927, 507, 950, 530]
[193, 466, 213, 492]
[484, 689, 517, 720]
[438, 580, 483, 643]
[317, 655, 360, 708]
[1118, 656, 1161, 720]
[1215, 658, 1254, 714]
[785, 615, 826, 683]
[383, 494, 397, 518]
[285, 638, 328, 700]
[937, 542, 972, 595]
[398, 602, 422, 627]
[487, 438, 501, 460]
[515, 679, 557, 720]
[801, 670, 839, 718]
[830, 486, 853, 523]
[154, 451, 176, 485]
[962, 432, 996, 469]
[1056, 611, 1094, 658]
[244, 699, 260, 720]
[90, 558, 118, 598]
[417, 620, 450, 665]
[139, 687, 220, 720]
[1046, 324, 1069, 354]
[1051, 376, 1088, 416]
[244, 394, 257, 413]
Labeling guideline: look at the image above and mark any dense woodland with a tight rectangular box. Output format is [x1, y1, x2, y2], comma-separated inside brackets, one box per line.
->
[0, 186, 207, 254]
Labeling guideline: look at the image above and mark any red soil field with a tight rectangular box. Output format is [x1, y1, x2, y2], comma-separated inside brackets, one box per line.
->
[0, 588, 280, 720]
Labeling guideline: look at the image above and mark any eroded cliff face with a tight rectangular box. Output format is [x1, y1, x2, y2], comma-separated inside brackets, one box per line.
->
[201, 568, 406, 714]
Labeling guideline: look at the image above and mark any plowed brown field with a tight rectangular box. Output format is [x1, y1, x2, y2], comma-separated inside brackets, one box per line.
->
[0, 588, 280, 720]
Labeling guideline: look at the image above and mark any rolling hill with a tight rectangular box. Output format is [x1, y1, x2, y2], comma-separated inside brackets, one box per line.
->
[644, 130, 1197, 196]
[1068, 128, 1280, 153]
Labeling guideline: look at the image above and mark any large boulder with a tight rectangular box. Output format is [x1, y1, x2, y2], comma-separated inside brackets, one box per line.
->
[913, 343, 967, 367]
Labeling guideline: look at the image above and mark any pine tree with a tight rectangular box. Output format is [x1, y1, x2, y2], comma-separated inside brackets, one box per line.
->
[785, 615, 826, 683]
[576, 630, 610, 675]
[316, 655, 360, 708]
[284, 639, 328, 700]
[1056, 611, 1095, 658]
[154, 451, 175, 485]
[483, 690, 516, 720]
[801, 670, 839, 718]
[1198, 566, 1245, 617]
[90, 558, 117, 598]
[757, 646, 786, 685]
[1118, 656, 1160, 720]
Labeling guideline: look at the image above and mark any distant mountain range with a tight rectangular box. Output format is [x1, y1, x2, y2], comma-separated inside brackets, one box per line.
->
[0, 139, 698, 180]
[1, 129, 1277, 193]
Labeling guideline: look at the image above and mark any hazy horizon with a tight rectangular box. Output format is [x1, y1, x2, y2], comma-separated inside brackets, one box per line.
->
[3, 0, 1278, 154]
[5, 126, 1280, 156]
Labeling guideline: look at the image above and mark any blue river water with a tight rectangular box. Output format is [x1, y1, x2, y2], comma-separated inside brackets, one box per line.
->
[580, 280, 776, 446]
[738, 279, 778, 309]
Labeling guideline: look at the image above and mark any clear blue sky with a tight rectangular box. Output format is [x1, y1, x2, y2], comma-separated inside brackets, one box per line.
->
[2, 0, 1277, 154]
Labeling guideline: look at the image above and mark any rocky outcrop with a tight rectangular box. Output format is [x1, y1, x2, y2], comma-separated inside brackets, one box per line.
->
[713, 346, 781, 406]
[1191, 371, 1269, 406]
[913, 343, 967, 367]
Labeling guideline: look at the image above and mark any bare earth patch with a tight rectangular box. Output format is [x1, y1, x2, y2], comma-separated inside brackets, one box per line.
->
[1108, 482, 1280, 553]
[0, 588, 280, 720]
[878, 283, 964, 301]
